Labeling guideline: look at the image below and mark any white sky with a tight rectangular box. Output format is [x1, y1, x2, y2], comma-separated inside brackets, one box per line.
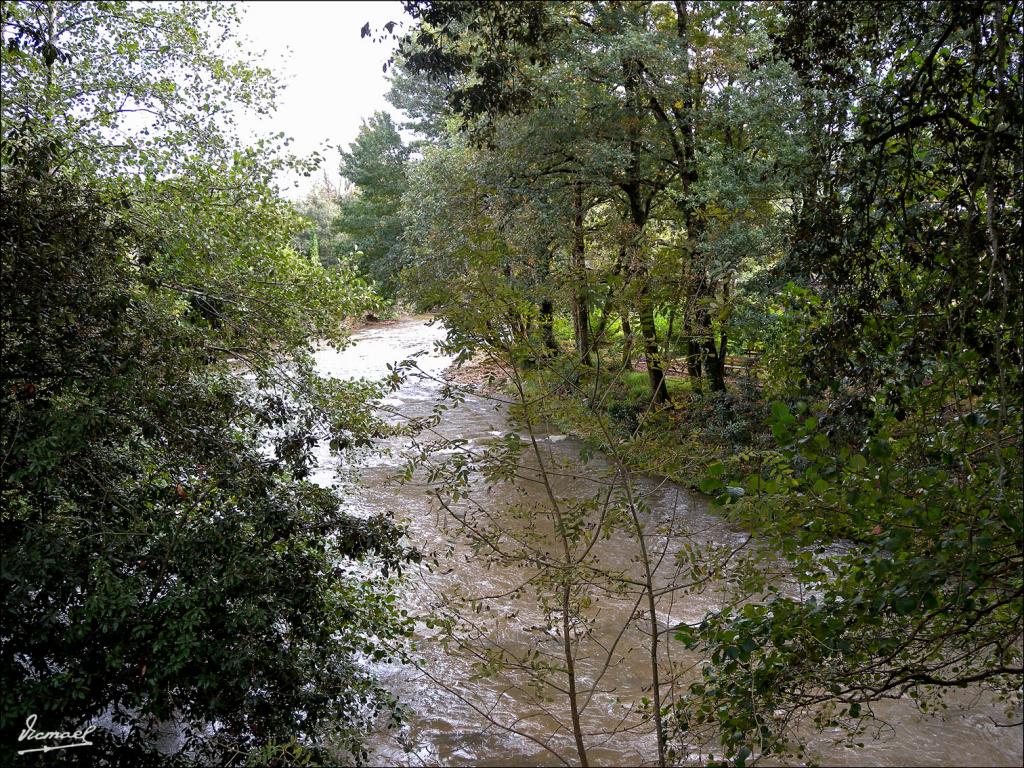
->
[234, 1, 409, 198]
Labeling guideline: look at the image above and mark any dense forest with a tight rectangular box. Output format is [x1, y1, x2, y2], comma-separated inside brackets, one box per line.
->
[2, 1, 1021, 766]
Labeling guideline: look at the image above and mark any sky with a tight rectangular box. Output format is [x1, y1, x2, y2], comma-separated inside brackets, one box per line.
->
[234, 1, 409, 198]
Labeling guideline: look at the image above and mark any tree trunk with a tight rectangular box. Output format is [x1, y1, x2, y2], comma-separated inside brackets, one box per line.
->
[517, 392, 591, 768]
[701, 299, 726, 392]
[502, 262, 529, 346]
[514, 312, 531, 346]
[572, 182, 593, 366]
[562, 580, 589, 767]
[686, 337, 702, 385]
[685, 301, 704, 391]
[572, 295, 592, 365]
[704, 342, 726, 392]
[704, 280, 728, 392]
[592, 247, 627, 347]
[639, 302, 669, 404]
[718, 327, 729, 389]
[539, 298, 558, 355]
[620, 312, 635, 370]
[663, 304, 676, 365]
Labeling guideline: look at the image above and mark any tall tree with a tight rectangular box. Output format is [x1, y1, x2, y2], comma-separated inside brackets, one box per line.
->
[335, 111, 411, 298]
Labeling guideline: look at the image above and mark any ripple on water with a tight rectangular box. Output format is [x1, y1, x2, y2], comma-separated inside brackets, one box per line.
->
[315, 318, 1024, 768]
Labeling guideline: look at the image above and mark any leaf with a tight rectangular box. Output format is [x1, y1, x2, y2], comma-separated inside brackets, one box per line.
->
[700, 477, 725, 494]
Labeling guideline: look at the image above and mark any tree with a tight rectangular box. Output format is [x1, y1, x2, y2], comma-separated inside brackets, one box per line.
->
[394, 1, 797, 400]
[675, 1, 1023, 762]
[391, 1, 1022, 764]
[335, 111, 411, 298]
[293, 174, 353, 268]
[386, 59, 453, 145]
[1, 2, 411, 763]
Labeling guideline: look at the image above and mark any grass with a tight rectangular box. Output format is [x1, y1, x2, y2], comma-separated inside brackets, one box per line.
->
[490, 311, 774, 493]
[513, 350, 771, 490]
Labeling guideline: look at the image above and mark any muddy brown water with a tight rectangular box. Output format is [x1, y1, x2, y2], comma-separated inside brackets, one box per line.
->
[312, 318, 1023, 767]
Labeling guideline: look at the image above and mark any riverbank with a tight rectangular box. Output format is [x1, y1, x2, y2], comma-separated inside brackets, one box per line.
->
[441, 347, 773, 491]
[441, 350, 510, 392]
[343, 307, 424, 333]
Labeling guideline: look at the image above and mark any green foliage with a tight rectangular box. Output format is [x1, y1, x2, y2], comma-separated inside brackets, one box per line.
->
[335, 112, 411, 297]
[776, 0, 1021, 425]
[392, 0, 1022, 763]
[681, 396, 1022, 761]
[671, 2, 1024, 758]
[1, 2, 411, 763]
[292, 176, 356, 269]
[386, 58, 453, 143]
[398, 1, 560, 137]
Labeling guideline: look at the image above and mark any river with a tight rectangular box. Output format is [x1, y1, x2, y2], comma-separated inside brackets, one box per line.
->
[312, 317, 1023, 767]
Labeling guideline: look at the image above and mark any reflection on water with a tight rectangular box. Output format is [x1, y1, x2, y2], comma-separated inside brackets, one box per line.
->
[313, 318, 1022, 767]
